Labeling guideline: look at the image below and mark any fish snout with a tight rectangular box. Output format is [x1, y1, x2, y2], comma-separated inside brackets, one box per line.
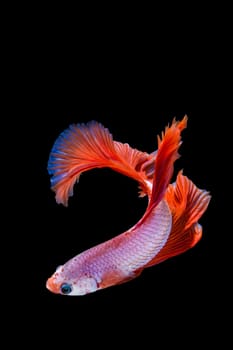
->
[46, 276, 60, 294]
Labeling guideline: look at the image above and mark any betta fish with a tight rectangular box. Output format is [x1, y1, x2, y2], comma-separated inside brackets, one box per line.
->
[46, 116, 210, 296]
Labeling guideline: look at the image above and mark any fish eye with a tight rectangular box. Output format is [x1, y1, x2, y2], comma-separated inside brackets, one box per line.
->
[60, 283, 72, 295]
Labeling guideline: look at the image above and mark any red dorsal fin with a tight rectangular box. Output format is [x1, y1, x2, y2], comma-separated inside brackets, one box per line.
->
[48, 121, 150, 205]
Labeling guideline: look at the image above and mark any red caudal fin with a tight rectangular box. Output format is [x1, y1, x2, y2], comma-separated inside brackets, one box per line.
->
[147, 116, 187, 212]
[133, 116, 187, 231]
[145, 172, 211, 267]
[48, 121, 152, 206]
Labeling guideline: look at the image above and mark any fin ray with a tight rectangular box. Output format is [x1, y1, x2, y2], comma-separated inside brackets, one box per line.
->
[145, 172, 211, 267]
[147, 116, 188, 211]
[48, 121, 151, 205]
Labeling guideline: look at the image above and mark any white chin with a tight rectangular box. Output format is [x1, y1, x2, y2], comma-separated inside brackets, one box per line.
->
[69, 277, 98, 296]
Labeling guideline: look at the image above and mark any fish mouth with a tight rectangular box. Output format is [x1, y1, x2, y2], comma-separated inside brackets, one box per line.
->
[46, 277, 60, 294]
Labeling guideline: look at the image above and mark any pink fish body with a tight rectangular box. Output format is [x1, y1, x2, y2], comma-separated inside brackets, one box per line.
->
[46, 116, 210, 295]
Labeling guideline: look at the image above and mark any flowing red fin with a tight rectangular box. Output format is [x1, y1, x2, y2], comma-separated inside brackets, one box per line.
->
[110, 140, 151, 184]
[99, 268, 143, 289]
[145, 172, 211, 267]
[166, 171, 211, 231]
[113, 141, 149, 171]
[145, 223, 203, 267]
[147, 116, 188, 211]
[48, 121, 150, 205]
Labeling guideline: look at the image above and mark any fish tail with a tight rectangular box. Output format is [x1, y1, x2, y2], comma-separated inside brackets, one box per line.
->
[147, 116, 187, 211]
[48, 121, 150, 206]
[145, 171, 211, 267]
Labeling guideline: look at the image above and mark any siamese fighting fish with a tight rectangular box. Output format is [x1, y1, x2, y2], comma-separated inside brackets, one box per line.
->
[46, 116, 210, 296]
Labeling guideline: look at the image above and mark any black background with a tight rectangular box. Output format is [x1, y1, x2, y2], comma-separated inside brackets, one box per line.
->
[8, 10, 228, 347]
[27, 93, 221, 343]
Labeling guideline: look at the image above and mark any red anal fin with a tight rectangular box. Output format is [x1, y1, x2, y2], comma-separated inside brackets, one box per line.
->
[145, 223, 203, 267]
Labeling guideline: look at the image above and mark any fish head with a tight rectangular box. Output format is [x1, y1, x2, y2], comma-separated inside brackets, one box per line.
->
[46, 265, 99, 296]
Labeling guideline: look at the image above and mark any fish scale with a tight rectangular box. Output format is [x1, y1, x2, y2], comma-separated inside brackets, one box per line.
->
[110, 200, 171, 273]
[67, 199, 172, 281]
